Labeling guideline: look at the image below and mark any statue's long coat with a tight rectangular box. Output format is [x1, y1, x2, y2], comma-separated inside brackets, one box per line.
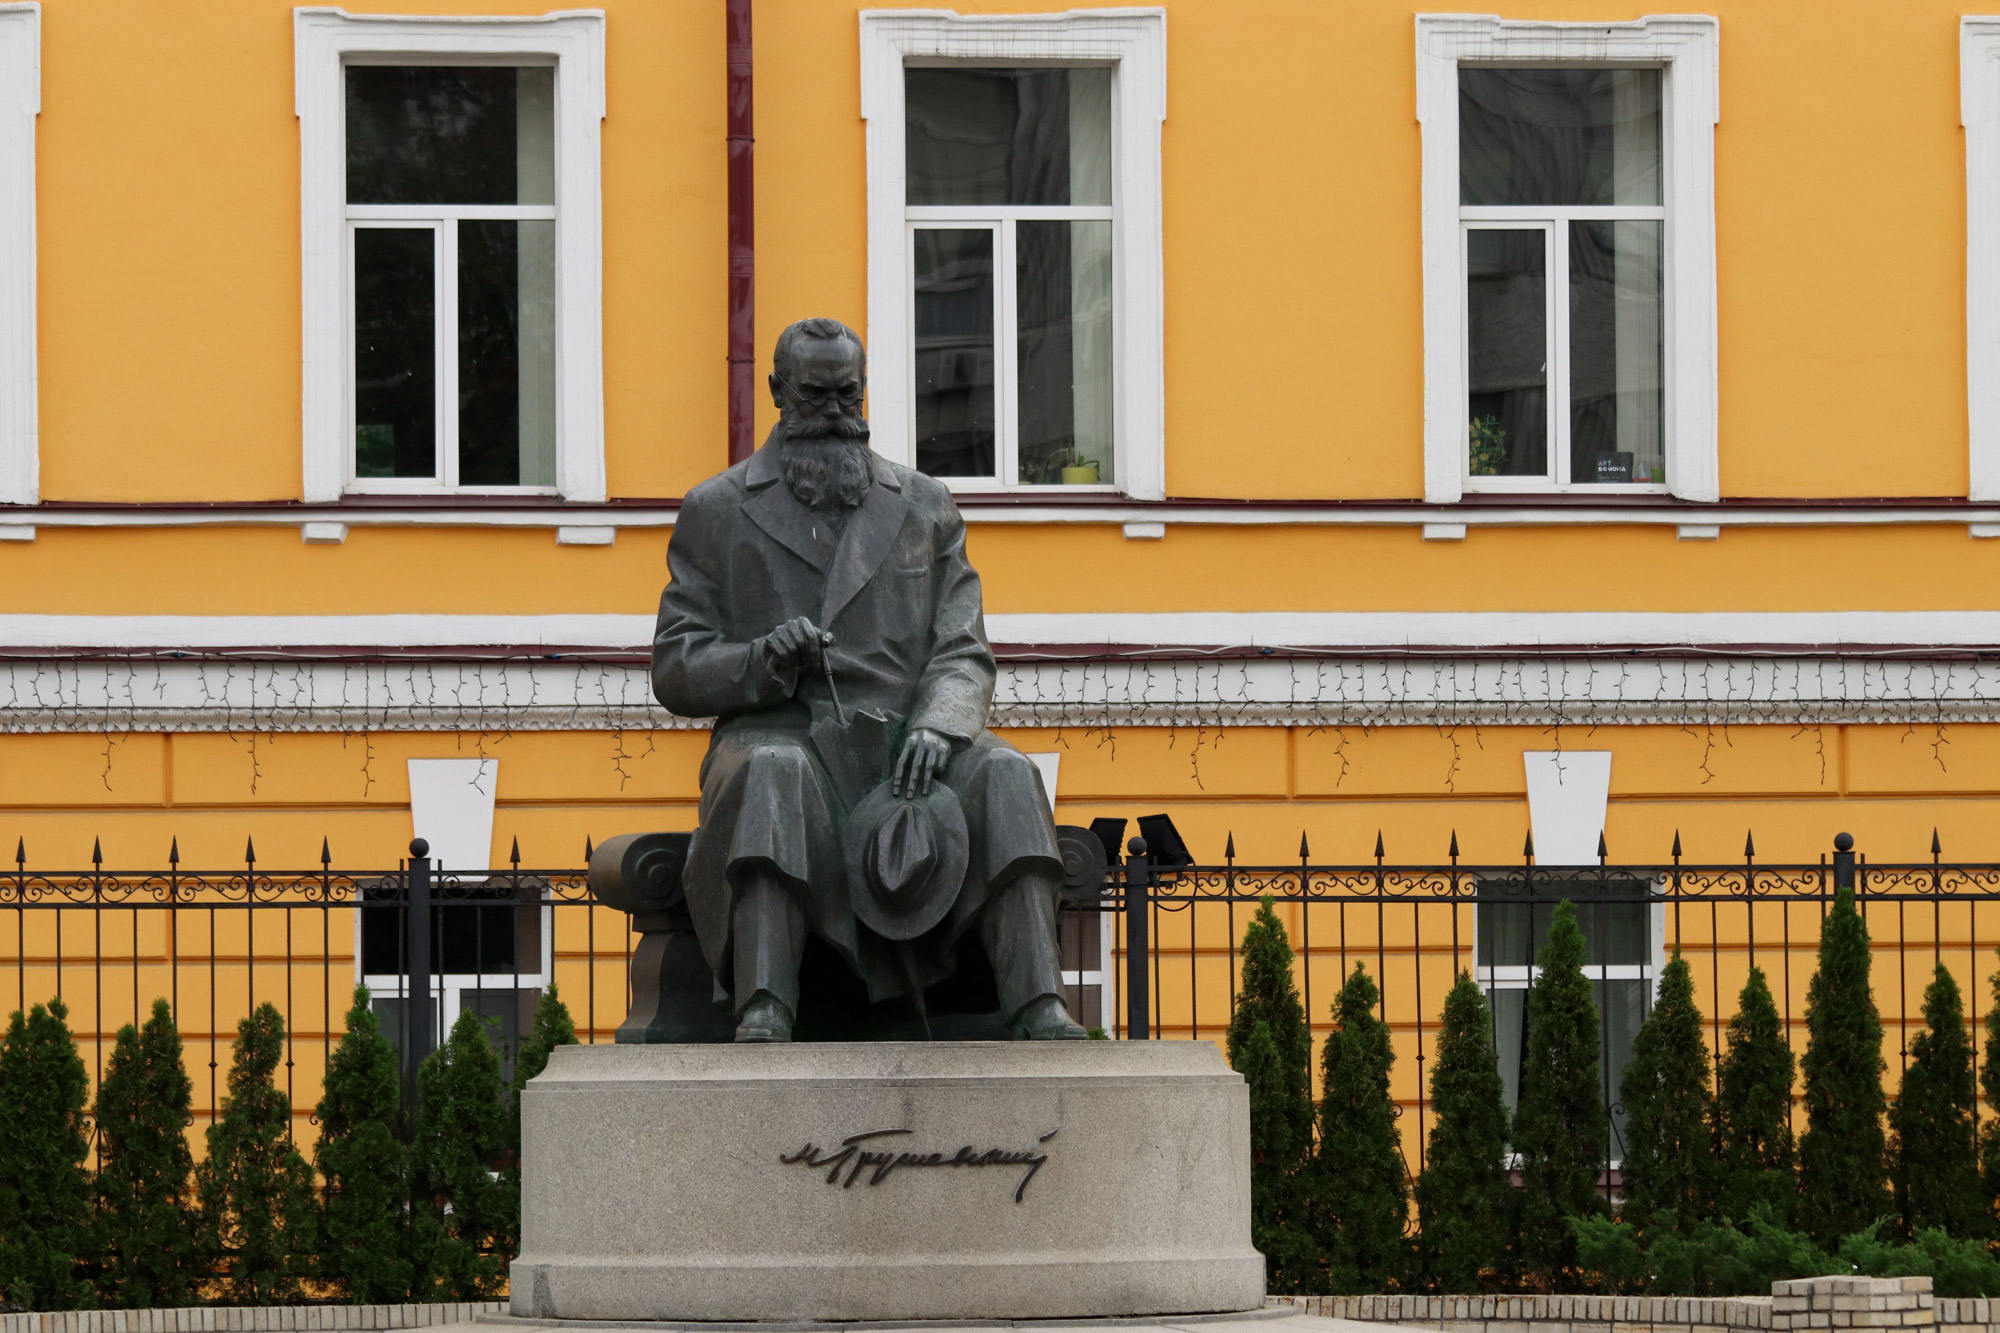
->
[652, 435, 1061, 1003]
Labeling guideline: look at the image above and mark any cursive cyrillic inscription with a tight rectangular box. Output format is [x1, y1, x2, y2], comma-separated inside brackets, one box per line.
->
[778, 1128, 1058, 1203]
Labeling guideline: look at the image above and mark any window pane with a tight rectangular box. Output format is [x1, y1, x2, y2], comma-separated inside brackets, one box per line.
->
[370, 996, 441, 1075]
[1570, 220, 1664, 484]
[462, 988, 534, 1086]
[459, 219, 556, 487]
[1017, 220, 1114, 485]
[437, 899, 518, 975]
[1490, 979, 1645, 1163]
[1460, 68, 1661, 207]
[1597, 977, 1648, 1161]
[354, 227, 436, 479]
[346, 66, 555, 205]
[1466, 228, 1547, 478]
[1475, 878, 1652, 968]
[913, 228, 996, 478]
[905, 68, 1111, 206]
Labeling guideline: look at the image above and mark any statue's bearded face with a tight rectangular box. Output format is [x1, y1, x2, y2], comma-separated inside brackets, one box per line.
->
[773, 338, 872, 513]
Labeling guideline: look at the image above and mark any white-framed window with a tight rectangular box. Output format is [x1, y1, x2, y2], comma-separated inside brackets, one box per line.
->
[1474, 876, 1664, 1163]
[357, 882, 554, 1083]
[0, 3, 37, 508]
[1963, 19, 2000, 501]
[293, 8, 605, 502]
[1417, 14, 1719, 504]
[860, 9, 1166, 501]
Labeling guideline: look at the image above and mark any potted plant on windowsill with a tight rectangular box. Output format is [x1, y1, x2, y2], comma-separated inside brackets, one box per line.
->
[1060, 456, 1100, 485]
[1026, 444, 1101, 486]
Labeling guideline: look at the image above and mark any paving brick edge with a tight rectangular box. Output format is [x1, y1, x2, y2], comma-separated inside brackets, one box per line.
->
[1269, 1278, 1994, 1333]
[0, 1303, 509, 1332]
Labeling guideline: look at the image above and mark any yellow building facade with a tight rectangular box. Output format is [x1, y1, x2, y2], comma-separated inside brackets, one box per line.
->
[2, 0, 2000, 1144]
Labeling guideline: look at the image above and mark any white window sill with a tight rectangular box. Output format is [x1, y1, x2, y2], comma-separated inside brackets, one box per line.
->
[1461, 483, 1674, 498]
[344, 484, 563, 498]
[939, 482, 1124, 497]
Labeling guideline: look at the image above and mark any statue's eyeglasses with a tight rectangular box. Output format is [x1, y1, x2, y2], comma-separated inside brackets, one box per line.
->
[775, 373, 864, 409]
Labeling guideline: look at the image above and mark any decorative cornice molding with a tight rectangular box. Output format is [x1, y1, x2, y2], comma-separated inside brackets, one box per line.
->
[13, 496, 2000, 535]
[1, 653, 1994, 735]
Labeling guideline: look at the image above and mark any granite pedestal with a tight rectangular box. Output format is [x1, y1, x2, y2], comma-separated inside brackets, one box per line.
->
[510, 1041, 1263, 1323]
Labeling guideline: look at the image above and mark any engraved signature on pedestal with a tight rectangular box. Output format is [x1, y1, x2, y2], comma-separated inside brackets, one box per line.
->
[779, 1128, 1059, 1203]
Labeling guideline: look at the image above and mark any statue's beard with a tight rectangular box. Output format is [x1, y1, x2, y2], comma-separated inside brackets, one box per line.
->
[779, 412, 873, 512]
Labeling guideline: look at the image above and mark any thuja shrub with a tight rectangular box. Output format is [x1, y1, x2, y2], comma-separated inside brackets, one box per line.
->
[196, 1003, 318, 1304]
[1311, 964, 1408, 1293]
[509, 984, 579, 1160]
[1224, 897, 1318, 1294]
[513, 985, 578, 1097]
[314, 987, 413, 1303]
[95, 999, 197, 1309]
[1978, 947, 2000, 1218]
[1572, 1207, 1839, 1297]
[411, 1009, 514, 1299]
[1414, 972, 1511, 1293]
[1512, 900, 1607, 1290]
[1797, 884, 1889, 1247]
[1890, 963, 1985, 1238]
[0, 998, 96, 1311]
[1618, 956, 1716, 1233]
[1715, 967, 1796, 1225]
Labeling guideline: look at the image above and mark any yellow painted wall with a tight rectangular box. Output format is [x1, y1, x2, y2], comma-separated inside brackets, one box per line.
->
[9, 0, 2000, 1151]
[6, 717, 2000, 1139]
[2, 1, 1990, 546]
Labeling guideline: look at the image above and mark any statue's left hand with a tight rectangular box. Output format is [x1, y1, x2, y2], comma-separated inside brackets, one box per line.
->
[893, 728, 954, 798]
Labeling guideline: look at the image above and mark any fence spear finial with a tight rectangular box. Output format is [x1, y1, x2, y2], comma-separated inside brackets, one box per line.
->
[1744, 830, 1755, 860]
[1523, 829, 1535, 860]
[1298, 831, 1310, 861]
[1448, 829, 1459, 860]
[320, 837, 331, 868]
[12, 837, 21, 868]
[1374, 831, 1385, 861]
[1672, 829, 1683, 859]
[244, 836, 256, 868]
[584, 836, 594, 864]
[1223, 832, 1235, 863]
[1598, 830, 1608, 861]
[169, 837, 179, 867]
[1932, 828, 1943, 858]
[91, 837, 102, 867]
[511, 836, 522, 868]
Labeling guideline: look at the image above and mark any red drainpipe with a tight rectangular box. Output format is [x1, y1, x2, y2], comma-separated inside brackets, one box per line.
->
[726, 0, 755, 465]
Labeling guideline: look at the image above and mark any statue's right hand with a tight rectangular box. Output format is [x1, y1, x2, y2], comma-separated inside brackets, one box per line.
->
[759, 616, 827, 674]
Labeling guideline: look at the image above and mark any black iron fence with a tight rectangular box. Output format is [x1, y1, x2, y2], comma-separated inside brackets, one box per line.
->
[2, 828, 1996, 1178]
[1107, 830, 2000, 1179]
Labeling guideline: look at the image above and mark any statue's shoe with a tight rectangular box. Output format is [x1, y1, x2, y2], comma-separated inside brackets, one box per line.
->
[1010, 995, 1087, 1041]
[734, 994, 794, 1043]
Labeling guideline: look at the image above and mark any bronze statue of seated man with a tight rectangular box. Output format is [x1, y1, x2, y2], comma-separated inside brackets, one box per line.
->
[609, 318, 1091, 1043]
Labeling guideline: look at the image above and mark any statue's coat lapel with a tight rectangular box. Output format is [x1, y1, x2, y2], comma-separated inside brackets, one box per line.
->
[821, 456, 907, 628]
[741, 443, 835, 572]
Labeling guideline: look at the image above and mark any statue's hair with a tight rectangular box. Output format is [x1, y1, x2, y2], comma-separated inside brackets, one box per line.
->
[772, 317, 866, 380]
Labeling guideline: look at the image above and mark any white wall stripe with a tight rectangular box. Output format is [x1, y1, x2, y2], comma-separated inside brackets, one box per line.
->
[4, 610, 2000, 651]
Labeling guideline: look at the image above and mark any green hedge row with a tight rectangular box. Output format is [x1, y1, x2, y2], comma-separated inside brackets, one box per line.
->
[1232, 886, 2000, 1298]
[0, 985, 577, 1310]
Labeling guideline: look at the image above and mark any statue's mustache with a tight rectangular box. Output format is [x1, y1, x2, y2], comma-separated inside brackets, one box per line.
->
[783, 412, 871, 441]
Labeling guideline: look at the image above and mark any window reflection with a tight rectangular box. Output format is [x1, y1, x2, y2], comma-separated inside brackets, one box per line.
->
[913, 228, 997, 478]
